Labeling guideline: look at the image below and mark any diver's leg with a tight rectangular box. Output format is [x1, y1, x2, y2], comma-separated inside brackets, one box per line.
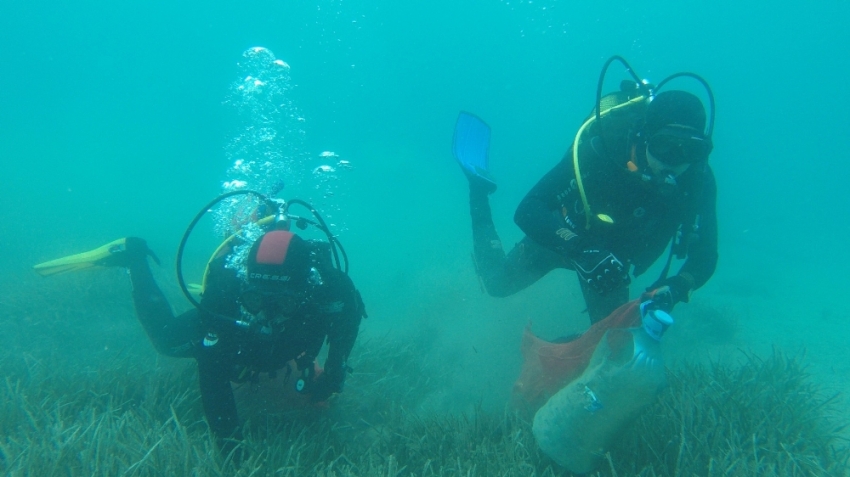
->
[577, 275, 630, 324]
[127, 252, 201, 358]
[469, 186, 508, 293]
[470, 189, 565, 296]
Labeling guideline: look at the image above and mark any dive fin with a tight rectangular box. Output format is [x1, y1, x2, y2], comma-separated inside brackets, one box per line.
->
[452, 111, 497, 191]
[187, 283, 204, 296]
[33, 238, 128, 277]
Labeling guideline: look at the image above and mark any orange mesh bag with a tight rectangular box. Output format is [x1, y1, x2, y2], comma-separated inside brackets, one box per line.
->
[512, 299, 642, 414]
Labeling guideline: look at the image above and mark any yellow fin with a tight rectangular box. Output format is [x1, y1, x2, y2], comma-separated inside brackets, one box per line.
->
[33, 238, 127, 277]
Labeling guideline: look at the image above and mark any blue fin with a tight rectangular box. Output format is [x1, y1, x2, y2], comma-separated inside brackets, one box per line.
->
[453, 111, 496, 191]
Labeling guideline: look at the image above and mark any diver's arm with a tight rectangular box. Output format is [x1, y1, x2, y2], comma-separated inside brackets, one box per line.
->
[324, 274, 363, 376]
[197, 351, 242, 448]
[677, 168, 719, 290]
[514, 155, 584, 258]
[194, 254, 247, 455]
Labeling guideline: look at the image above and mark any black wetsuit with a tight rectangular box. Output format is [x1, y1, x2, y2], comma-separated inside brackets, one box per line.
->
[470, 124, 718, 323]
[126, 248, 364, 446]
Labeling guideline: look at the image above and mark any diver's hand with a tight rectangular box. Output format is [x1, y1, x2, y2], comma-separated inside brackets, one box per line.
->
[96, 237, 160, 268]
[646, 274, 693, 312]
[572, 248, 630, 294]
[310, 368, 345, 403]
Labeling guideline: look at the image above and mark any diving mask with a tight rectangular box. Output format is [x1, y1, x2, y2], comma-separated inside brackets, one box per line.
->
[240, 287, 304, 316]
[646, 125, 713, 166]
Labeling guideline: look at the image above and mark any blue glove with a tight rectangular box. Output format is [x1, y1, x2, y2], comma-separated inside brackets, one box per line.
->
[572, 248, 630, 294]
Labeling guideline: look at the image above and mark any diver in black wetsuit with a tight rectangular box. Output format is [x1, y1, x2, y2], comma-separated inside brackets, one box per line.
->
[98, 230, 365, 456]
[465, 88, 718, 324]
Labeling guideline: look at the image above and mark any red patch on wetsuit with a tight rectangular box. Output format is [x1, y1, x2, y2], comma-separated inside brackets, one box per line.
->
[256, 231, 294, 265]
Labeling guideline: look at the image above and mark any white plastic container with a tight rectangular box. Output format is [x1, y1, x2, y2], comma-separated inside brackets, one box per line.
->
[532, 303, 671, 473]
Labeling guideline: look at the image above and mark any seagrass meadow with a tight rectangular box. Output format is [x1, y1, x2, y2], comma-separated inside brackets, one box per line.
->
[3, 0, 850, 475]
[1, 275, 847, 477]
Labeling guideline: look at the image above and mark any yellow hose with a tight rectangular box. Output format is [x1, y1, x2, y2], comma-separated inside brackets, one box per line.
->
[572, 95, 648, 229]
[197, 215, 277, 295]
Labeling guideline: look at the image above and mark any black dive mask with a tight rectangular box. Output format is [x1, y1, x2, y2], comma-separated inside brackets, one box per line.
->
[647, 126, 713, 166]
[240, 286, 305, 316]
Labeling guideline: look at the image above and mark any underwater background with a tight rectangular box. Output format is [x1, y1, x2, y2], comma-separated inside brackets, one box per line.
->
[2, 0, 849, 475]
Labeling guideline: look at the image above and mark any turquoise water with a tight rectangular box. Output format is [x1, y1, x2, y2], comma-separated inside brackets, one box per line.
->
[2, 0, 850, 447]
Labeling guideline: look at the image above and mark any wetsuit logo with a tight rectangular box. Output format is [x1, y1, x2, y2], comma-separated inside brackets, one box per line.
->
[249, 273, 291, 282]
[556, 228, 578, 242]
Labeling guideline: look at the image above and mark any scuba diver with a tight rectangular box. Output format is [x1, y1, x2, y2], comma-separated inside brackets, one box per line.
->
[454, 57, 718, 324]
[33, 195, 366, 459]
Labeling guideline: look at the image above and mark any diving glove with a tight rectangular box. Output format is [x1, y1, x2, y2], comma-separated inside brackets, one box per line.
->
[646, 274, 693, 311]
[572, 248, 630, 294]
[310, 367, 345, 403]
